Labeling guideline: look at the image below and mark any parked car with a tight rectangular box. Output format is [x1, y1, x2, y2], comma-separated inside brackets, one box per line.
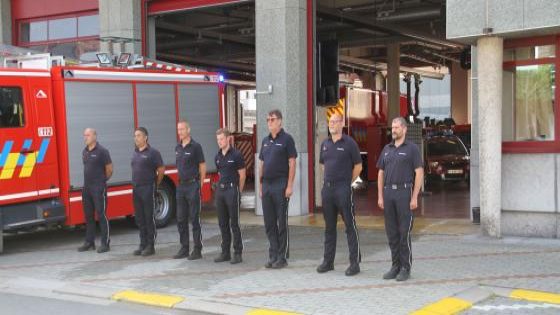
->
[424, 135, 470, 184]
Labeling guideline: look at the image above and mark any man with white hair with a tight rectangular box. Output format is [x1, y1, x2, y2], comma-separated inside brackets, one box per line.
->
[78, 128, 113, 253]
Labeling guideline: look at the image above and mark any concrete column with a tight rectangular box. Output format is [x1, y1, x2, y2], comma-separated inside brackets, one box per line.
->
[99, 0, 142, 54]
[0, 0, 11, 45]
[470, 45, 480, 222]
[387, 43, 401, 124]
[255, 0, 309, 216]
[477, 37, 503, 237]
[147, 16, 157, 58]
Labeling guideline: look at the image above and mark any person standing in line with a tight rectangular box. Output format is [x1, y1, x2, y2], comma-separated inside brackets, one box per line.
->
[131, 127, 164, 257]
[258, 109, 297, 269]
[173, 120, 206, 260]
[214, 128, 246, 264]
[316, 114, 362, 276]
[78, 128, 113, 253]
[377, 117, 423, 282]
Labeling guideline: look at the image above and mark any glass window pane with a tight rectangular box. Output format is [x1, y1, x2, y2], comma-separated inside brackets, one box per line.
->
[504, 45, 556, 62]
[20, 21, 48, 42]
[503, 64, 555, 141]
[0, 87, 25, 128]
[78, 15, 99, 37]
[49, 17, 77, 40]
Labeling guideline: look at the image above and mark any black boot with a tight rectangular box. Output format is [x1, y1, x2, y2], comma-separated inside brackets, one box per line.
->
[173, 247, 189, 259]
[214, 252, 231, 263]
[141, 245, 155, 256]
[77, 242, 95, 252]
[345, 263, 360, 276]
[187, 249, 202, 260]
[316, 261, 334, 273]
[230, 253, 242, 264]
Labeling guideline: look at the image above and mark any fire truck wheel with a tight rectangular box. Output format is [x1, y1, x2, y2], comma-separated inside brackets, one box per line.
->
[154, 180, 176, 228]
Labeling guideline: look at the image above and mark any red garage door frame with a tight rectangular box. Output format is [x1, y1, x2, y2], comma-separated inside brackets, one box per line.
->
[141, 0, 316, 213]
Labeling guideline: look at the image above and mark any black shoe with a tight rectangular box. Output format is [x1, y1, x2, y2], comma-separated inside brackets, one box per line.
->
[383, 266, 400, 280]
[133, 246, 145, 256]
[77, 242, 95, 252]
[345, 263, 360, 276]
[316, 261, 334, 273]
[97, 244, 110, 253]
[271, 260, 288, 269]
[214, 252, 231, 263]
[173, 247, 189, 259]
[187, 249, 202, 261]
[230, 254, 242, 264]
[265, 259, 276, 268]
[141, 245, 155, 257]
[396, 269, 410, 282]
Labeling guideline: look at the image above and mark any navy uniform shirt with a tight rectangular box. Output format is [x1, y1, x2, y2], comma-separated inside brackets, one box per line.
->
[320, 134, 362, 183]
[175, 139, 205, 181]
[131, 145, 164, 186]
[376, 139, 422, 185]
[83, 143, 112, 187]
[215, 147, 245, 184]
[259, 128, 297, 180]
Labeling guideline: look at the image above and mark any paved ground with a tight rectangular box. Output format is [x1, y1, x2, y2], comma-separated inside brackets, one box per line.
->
[1, 210, 559, 314]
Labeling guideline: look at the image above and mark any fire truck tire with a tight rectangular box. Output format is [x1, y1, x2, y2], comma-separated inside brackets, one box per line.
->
[154, 180, 176, 228]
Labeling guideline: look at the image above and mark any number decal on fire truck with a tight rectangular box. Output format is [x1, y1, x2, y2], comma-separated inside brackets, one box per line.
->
[38, 127, 53, 137]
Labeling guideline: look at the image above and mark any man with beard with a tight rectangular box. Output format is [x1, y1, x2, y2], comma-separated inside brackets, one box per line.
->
[377, 117, 423, 281]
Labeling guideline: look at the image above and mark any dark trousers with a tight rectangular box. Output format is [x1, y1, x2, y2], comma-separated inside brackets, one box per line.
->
[383, 187, 414, 271]
[262, 178, 289, 262]
[176, 181, 202, 251]
[215, 184, 243, 255]
[322, 182, 361, 265]
[133, 184, 157, 248]
[82, 185, 109, 246]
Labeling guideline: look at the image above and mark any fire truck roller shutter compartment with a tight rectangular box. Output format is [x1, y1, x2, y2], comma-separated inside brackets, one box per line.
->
[136, 84, 177, 164]
[64, 82, 135, 188]
[177, 84, 220, 173]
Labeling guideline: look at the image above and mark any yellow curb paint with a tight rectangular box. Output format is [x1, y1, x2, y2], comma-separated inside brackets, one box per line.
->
[246, 309, 303, 315]
[112, 290, 184, 308]
[410, 297, 472, 315]
[510, 289, 560, 304]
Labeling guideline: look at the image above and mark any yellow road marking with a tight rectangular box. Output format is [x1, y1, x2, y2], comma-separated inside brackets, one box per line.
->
[112, 290, 184, 308]
[246, 309, 303, 315]
[510, 289, 560, 304]
[410, 297, 472, 315]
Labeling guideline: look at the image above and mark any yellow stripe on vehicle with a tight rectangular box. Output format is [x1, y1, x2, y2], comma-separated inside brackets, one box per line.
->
[246, 309, 303, 315]
[19, 152, 37, 178]
[0, 153, 20, 179]
[112, 290, 185, 308]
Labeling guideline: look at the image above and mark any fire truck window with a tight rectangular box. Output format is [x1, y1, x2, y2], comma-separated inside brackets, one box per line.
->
[0, 87, 25, 128]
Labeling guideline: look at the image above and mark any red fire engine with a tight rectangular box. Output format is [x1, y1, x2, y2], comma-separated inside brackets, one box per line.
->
[0, 53, 225, 252]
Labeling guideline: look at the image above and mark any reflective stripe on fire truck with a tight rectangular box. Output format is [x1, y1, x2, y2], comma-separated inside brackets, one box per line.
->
[0, 138, 51, 179]
[0, 188, 60, 201]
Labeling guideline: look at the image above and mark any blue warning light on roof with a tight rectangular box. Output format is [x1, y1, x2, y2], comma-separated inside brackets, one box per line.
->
[218, 75, 225, 82]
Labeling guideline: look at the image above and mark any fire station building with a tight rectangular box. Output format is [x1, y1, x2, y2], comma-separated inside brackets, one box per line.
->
[1, 0, 560, 238]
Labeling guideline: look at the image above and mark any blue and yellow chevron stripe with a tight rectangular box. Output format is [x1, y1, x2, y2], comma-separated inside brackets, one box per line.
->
[0, 138, 50, 180]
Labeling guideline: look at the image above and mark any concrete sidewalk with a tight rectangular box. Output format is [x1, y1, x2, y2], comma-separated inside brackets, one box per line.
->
[0, 211, 559, 314]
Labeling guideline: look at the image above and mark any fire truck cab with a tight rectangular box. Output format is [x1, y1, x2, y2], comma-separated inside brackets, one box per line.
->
[0, 54, 224, 253]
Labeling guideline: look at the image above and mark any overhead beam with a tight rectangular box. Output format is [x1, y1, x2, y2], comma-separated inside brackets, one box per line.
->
[156, 21, 254, 47]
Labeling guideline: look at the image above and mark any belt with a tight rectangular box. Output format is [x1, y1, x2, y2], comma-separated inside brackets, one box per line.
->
[179, 178, 198, 185]
[324, 180, 351, 187]
[384, 183, 413, 190]
[218, 182, 237, 189]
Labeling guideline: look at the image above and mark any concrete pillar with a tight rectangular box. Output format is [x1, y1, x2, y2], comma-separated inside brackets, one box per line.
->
[0, 0, 11, 45]
[387, 43, 401, 125]
[147, 16, 157, 58]
[477, 37, 503, 237]
[99, 0, 142, 54]
[470, 45, 480, 222]
[255, 0, 309, 216]
[450, 61, 469, 125]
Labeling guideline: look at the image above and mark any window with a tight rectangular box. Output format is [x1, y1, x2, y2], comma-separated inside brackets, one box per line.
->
[18, 14, 99, 44]
[0, 87, 25, 128]
[502, 36, 560, 153]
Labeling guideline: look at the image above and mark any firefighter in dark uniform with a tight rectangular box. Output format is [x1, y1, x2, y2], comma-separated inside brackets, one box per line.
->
[214, 128, 246, 264]
[377, 117, 423, 282]
[131, 127, 164, 257]
[78, 128, 113, 253]
[259, 109, 297, 269]
[316, 114, 362, 276]
[173, 120, 206, 260]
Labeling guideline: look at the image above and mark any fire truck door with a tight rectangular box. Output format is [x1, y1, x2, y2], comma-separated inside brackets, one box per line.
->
[0, 75, 38, 204]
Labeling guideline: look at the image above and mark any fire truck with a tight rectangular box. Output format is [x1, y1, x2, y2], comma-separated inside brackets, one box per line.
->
[0, 53, 225, 252]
